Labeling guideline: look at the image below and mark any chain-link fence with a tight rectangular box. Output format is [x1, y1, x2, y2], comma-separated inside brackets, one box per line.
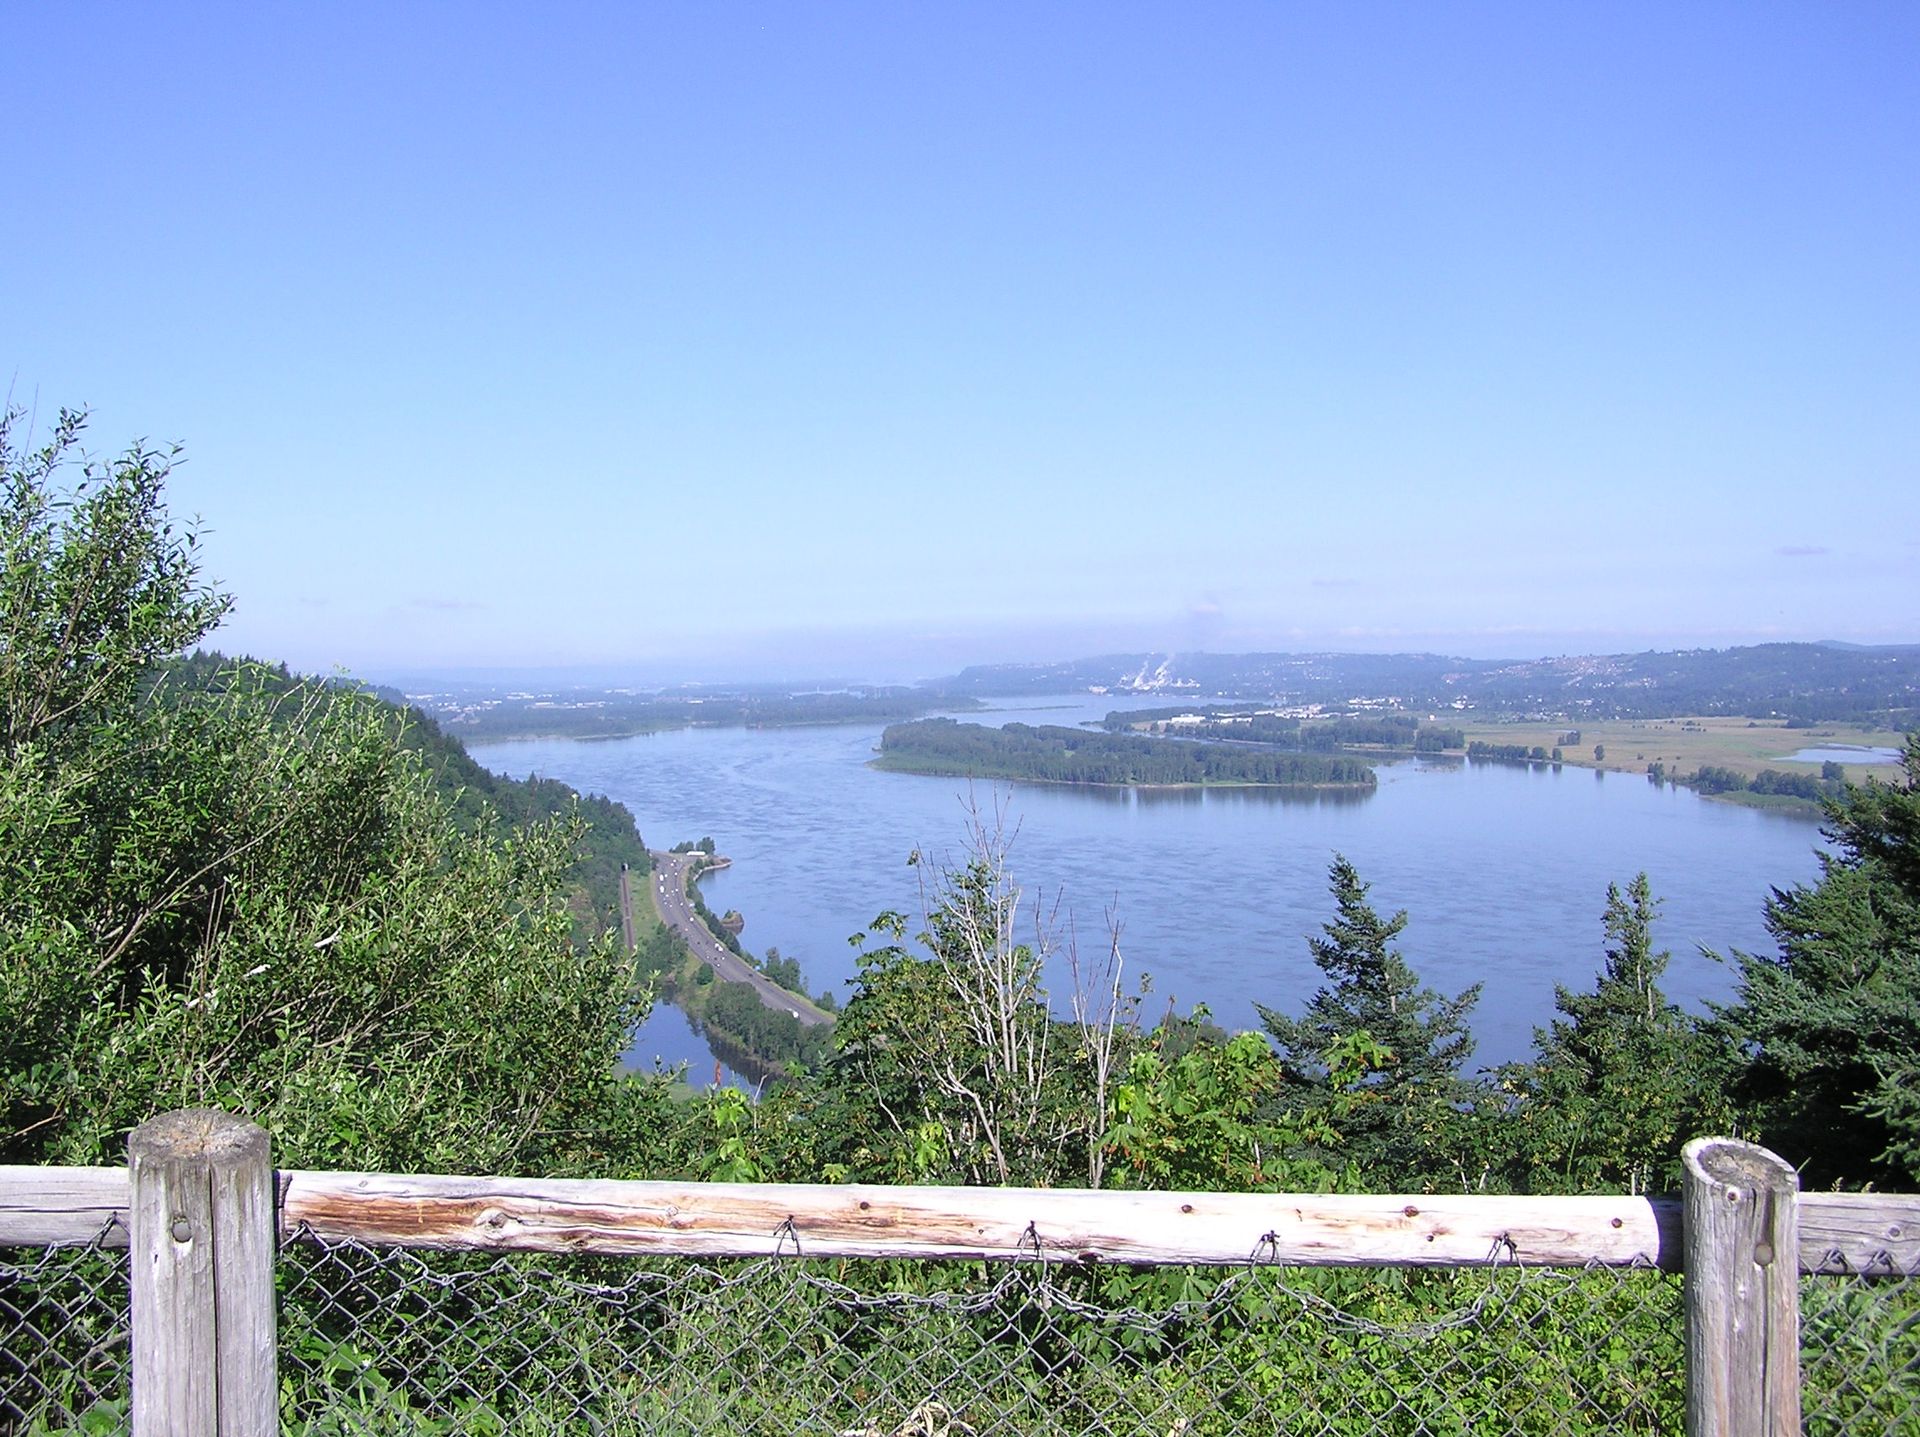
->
[1803, 1252, 1920, 1436]
[6, 1188, 1920, 1435]
[273, 1234, 1684, 1437]
[1, 1231, 129, 1437]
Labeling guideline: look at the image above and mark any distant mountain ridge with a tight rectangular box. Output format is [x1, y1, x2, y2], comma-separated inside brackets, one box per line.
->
[931, 642, 1920, 721]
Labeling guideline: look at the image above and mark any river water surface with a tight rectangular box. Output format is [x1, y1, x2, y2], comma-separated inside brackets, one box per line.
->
[470, 695, 1828, 1083]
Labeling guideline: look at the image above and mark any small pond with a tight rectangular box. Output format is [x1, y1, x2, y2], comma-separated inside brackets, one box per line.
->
[1772, 745, 1904, 765]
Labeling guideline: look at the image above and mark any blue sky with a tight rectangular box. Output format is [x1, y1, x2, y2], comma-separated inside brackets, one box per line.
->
[8, 4, 1917, 682]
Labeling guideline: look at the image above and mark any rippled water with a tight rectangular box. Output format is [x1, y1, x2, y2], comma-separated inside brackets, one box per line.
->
[472, 695, 1828, 1077]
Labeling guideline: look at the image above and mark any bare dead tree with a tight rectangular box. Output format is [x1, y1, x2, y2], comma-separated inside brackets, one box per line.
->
[869, 792, 1147, 1186]
[902, 797, 1057, 1184]
[1065, 900, 1140, 1188]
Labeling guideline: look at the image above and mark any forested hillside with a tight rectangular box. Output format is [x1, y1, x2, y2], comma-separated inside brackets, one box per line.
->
[5, 409, 1917, 1204]
[428, 687, 982, 741]
[160, 651, 651, 947]
[940, 645, 1920, 723]
[1, 411, 666, 1175]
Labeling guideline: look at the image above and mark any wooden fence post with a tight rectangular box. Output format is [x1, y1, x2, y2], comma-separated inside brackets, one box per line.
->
[1683, 1136, 1800, 1437]
[128, 1109, 278, 1437]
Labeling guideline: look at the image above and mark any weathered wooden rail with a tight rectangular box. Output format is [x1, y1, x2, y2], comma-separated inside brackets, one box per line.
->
[9, 1153, 1915, 1273]
[5, 1111, 1920, 1437]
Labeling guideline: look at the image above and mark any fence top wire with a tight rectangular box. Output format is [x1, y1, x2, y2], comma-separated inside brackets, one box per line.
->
[1808, 1244, 1920, 1278]
[279, 1216, 1668, 1344]
[266, 1220, 1691, 1437]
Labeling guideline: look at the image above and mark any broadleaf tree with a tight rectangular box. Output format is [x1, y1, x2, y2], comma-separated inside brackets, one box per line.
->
[0, 408, 665, 1175]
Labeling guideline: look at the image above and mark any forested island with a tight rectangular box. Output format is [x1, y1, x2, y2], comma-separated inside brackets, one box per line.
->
[875, 717, 1377, 787]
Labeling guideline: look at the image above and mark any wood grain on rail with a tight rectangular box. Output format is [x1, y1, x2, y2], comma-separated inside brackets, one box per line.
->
[280, 1171, 1685, 1269]
[0, 1166, 130, 1246]
[1800, 1190, 1920, 1272]
[9, 1164, 1919, 1273]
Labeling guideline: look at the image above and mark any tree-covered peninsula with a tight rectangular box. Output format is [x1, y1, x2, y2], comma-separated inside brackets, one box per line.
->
[875, 718, 1377, 788]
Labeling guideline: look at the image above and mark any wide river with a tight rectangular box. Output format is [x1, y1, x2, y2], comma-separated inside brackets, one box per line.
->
[470, 695, 1830, 1082]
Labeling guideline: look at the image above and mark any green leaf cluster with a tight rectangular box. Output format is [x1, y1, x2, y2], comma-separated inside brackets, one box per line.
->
[1, 411, 666, 1174]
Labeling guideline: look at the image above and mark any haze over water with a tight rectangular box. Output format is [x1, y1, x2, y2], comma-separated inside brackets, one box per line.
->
[473, 695, 1828, 1077]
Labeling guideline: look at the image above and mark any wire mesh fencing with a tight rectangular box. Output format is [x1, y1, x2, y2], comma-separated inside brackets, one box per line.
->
[274, 1233, 1686, 1437]
[1803, 1250, 1920, 1437]
[0, 1230, 130, 1437]
[7, 1203, 1920, 1435]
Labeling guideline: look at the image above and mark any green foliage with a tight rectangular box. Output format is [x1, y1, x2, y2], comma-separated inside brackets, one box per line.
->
[824, 835, 1127, 1186]
[700, 1087, 766, 1181]
[1105, 1030, 1333, 1191]
[1685, 763, 1844, 805]
[1505, 875, 1728, 1194]
[1258, 857, 1482, 1188]
[760, 945, 809, 995]
[1716, 733, 1920, 1185]
[0, 409, 231, 759]
[158, 647, 654, 950]
[878, 719, 1376, 787]
[1467, 741, 1540, 761]
[698, 978, 829, 1077]
[0, 413, 666, 1174]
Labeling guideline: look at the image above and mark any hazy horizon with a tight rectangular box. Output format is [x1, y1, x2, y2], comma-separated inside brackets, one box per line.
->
[360, 631, 1916, 698]
[11, 5, 1917, 677]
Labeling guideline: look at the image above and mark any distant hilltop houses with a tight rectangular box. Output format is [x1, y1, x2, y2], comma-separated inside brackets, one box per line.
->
[386, 641, 1916, 736]
[939, 643, 1920, 723]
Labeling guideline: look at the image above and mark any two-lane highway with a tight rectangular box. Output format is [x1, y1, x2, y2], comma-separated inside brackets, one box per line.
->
[647, 851, 834, 1028]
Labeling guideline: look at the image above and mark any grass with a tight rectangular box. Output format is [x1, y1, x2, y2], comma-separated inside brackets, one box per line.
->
[1455, 716, 1908, 785]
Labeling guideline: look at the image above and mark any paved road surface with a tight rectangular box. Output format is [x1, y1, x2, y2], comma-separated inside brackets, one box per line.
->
[648, 851, 833, 1028]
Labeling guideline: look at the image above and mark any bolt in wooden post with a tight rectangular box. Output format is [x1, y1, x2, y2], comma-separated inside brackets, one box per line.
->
[129, 1109, 278, 1437]
[1683, 1136, 1800, 1437]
